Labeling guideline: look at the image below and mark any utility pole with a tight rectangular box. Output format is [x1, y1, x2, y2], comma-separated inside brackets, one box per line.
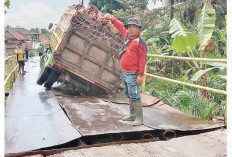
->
[82, 0, 84, 5]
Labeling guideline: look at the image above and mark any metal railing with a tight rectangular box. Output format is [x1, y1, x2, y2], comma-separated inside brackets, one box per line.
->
[5, 55, 19, 95]
[141, 54, 227, 125]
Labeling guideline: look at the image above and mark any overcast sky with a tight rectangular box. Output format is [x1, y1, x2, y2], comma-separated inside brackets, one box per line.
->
[5, 0, 156, 30]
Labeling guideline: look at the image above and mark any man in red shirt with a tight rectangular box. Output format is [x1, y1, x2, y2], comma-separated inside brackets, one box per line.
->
[104, 14, 147, 126]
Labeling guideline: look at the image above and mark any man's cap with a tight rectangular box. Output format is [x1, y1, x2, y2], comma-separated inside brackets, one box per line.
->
[18, 42, 22, 45]
[125, 17, 141, 29]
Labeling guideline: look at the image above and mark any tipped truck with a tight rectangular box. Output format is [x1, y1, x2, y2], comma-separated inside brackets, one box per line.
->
[37, 5, 124, 94]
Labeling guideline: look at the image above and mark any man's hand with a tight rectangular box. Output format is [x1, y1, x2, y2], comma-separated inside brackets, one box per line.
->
[136, 76, 143, 84]
[104, 13, 113, 21]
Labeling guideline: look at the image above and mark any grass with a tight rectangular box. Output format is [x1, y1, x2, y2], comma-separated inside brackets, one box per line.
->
[5, 64, 12, 103]
[5, 65, 11, 91]
[145, 79, 225, 120]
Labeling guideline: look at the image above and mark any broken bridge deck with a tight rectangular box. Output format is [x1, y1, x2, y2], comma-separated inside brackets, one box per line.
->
[5, 57, 224, 155]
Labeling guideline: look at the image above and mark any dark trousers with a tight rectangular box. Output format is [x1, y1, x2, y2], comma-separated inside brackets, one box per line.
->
[25, 52, 29, 59]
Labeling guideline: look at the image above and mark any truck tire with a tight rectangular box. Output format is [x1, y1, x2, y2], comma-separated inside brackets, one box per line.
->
[36, 67, 50, 85]
[40, 54, 46, 69]
[44, 70, 60, 88]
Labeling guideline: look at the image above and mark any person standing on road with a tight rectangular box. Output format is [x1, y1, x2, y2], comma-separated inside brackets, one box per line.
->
[104, 14, 147, 126]
[24, 45, 29, 60]
[37, 44, 44, 57]
[15, 43, 26, 75]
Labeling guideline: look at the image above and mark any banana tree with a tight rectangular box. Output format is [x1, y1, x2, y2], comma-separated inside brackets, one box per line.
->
[197, 2, 216, 68]
[169, 18, 199, 69]
[191, 14, 227, 87]
[168, 1, 226, 97]
[169, 1, 216, 68]
[169, 1, 216, 64]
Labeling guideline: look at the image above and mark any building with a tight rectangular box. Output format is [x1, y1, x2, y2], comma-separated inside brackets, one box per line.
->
[5, 40, 18, 56]
[5, 27, 50, 56]
[39, 34, 50, 43]
[30, 32, 40, 41]
[5, 29, 29, 55]
[6, 27, 31, 40]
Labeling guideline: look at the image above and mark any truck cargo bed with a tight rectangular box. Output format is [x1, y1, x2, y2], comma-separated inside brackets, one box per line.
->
[50, 5, 124, 93]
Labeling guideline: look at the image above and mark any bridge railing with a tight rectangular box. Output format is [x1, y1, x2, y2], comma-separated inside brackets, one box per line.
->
[5, 55, 19, 95]
[141, 54, 227, 125]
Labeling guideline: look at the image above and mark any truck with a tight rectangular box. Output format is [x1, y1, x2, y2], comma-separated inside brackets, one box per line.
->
[37, 5, 124, 95]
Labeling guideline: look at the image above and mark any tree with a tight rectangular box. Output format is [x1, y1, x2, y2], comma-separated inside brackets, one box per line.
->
[41, 28, 52, 36]
[30, 28, 40, 33]
[111, 0, 149, 22]
[6, 25, 11, 29]
[117, 0, 149, 10]
[4, 0, 10, 8]
[89, 0, 123, 14]
[4, 0, 10, 14]
[211, 0, 227, 29]
[41, 28, 47, 34]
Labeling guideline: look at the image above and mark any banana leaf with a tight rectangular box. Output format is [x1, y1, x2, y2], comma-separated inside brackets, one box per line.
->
[190, 68, 214, 82]
[190, 65, 226, 82]
[172, 34, 196, 53]
[197, 2, 216, 51]
[169, 18, 190, 38]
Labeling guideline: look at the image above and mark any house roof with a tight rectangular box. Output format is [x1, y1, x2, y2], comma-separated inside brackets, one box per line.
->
[8, 30, 28, 40]
[5, 31, 16, 40]
[39, 34, 50, 42]
[6, 27, 30, 35]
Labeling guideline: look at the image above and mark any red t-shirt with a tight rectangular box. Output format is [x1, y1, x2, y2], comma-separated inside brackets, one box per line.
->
[111, 17, 147, 77]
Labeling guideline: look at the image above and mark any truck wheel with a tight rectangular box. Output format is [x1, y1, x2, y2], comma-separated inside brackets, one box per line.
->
[36, 67, 50, 85]
[40, 54, 46, 69]
[44, 70, 60, 88]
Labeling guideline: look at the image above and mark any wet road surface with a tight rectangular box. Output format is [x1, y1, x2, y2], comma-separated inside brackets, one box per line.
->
[5, 57, 225, 155]
[5, 58, 81, 154]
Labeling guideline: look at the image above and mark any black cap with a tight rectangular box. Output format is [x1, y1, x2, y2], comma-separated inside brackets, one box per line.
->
[125, 17, 141, 29]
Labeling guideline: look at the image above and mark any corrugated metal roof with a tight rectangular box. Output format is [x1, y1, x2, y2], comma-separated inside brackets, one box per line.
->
[5, 31, 16, 40]
[8, 31, 28, 40]
[6, 27, 30, 35]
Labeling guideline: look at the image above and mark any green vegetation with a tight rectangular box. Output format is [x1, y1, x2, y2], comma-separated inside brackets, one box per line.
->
[5, 65, 11, 92]
[5, 64, 11, 103]
[4, 0, 10, 8]
[4, 0, 10, 13]
[30, 28, 52, 37]
[108, 0, 227, 120]
[89, 0, 123, 14]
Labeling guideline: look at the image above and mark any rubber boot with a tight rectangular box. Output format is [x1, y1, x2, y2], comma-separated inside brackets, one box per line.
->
[132, 99, 143, 126]
[122, 100, 136, 121]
